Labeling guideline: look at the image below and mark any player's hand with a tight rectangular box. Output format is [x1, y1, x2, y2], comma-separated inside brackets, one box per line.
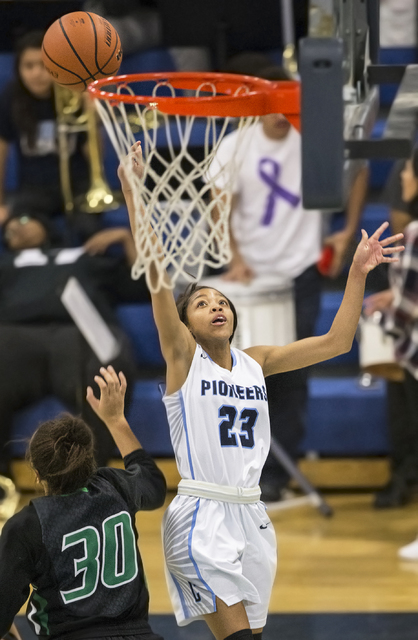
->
[363, 289, 394, 315]
[86, 366, 127, 425]
[117, 141, 144, 191]
[352, 222, 404, 275]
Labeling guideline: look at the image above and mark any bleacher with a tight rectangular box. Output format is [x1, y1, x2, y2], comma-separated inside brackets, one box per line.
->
[0, 43, 413, 483]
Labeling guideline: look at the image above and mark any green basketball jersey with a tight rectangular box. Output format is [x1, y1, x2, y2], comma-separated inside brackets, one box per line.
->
[0, 449, 166, 640]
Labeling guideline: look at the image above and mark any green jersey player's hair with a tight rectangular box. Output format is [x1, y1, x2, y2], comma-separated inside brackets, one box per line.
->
[27, 414, 97, 495]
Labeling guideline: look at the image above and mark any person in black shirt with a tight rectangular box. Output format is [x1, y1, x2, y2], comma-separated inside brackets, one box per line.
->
[367, 158, 418, 509]
[0, 30, 95, 238]
[0, 206, 149, 480]
[0, 365, 166, 640]
[383, 159, 418, 233]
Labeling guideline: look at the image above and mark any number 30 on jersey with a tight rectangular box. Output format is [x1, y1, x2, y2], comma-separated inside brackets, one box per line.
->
[60, 510, 138, 604]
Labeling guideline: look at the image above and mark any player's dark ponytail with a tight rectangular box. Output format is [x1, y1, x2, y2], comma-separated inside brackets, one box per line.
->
[27, 414, 97, 495]
[176, 283, 238, 343]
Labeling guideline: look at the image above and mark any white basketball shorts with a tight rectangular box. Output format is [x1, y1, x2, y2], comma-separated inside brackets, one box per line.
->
[162, 495, 277, 628]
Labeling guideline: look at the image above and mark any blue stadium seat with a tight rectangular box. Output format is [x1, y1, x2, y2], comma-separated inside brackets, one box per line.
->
[301, 376, 389, 455]
[372, 119, 386, 138]
[11, 396, 69, 456]
[101, 204, 130, 228]
[10, 376, 389, 459]
[102, 135, 121, 191]
[10, 379, 172, 458]
[314, 205, 390, 368]
[0, 52, 14, 93]
[116, 304, 164, 368]
[314, 291, 359, 366]
[4, 142, 18, 192]
[380, 46, 418, 64]
[126, 379, 172, 455]
[369, 119, 395, 191]
[0, 53, 17, 194]
[359, 203, 390, 239]
[116, 47, 178, 99]
[379, 47, 418, 107]
[0, 53, 20, 193]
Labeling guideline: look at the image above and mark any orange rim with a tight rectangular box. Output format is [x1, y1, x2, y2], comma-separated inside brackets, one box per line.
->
[88, 71, 300, 121]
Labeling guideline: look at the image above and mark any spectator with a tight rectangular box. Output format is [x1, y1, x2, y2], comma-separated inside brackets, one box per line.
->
[0, 365, 166, 639]
[365, 153, 418, 512]
[0, 204, 149, 484]
[380, 0, 417, 47]
[0, 30, 103, 240]
[207, 58, 368, 502]
[384, 159, 418, 235]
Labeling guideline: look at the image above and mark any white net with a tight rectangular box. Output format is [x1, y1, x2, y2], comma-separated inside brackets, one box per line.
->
[93, 77, 258, 292]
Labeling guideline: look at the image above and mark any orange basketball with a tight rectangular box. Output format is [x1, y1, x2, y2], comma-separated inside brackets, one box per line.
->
[42, 11, 122, 92]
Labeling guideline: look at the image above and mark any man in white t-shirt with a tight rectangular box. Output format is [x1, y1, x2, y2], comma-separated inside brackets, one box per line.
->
[207, 65, 368, 500]
[211, 116, 322, 282]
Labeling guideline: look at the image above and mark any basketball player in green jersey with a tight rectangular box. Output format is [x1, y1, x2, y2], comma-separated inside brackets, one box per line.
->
[0, 365, 166, 640]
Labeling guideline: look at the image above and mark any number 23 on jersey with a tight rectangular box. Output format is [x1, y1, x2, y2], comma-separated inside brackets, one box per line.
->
[218, 405, 259, 449]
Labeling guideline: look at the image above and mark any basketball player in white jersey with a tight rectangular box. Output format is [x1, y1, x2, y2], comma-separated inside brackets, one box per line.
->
[119, 142, 403, 640]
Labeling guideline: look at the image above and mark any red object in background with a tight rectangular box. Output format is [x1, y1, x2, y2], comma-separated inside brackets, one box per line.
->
[317, 245, 334, 276]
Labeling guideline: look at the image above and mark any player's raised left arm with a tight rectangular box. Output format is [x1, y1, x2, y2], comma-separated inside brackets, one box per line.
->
[246, 222, 404, 376]
[118, 142, 195, 385]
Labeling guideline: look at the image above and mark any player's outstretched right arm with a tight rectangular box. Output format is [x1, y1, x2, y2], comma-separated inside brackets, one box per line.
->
[118, 143, 195, 393]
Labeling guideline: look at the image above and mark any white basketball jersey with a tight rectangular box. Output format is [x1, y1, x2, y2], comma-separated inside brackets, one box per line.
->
[163, 344, 271, 487]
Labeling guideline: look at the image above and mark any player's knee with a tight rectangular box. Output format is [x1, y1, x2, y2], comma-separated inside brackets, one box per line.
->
[224, 630, 254, 640]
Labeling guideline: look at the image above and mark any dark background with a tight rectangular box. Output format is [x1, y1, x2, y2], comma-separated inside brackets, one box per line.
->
[0, 0, 309, 64]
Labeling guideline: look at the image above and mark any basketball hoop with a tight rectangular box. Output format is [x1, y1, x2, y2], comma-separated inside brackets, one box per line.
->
[88, 72, 300, 292]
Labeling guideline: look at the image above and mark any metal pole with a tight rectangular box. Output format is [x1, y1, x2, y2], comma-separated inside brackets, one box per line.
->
[269, 437, 333, 517]
[280, 0, 298, 76]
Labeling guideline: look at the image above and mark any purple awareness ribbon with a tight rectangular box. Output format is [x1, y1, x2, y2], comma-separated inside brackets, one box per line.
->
[258, 158, 301, 226]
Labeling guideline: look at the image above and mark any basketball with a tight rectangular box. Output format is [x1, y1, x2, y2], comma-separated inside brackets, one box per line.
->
[42, 11, 122, 92]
